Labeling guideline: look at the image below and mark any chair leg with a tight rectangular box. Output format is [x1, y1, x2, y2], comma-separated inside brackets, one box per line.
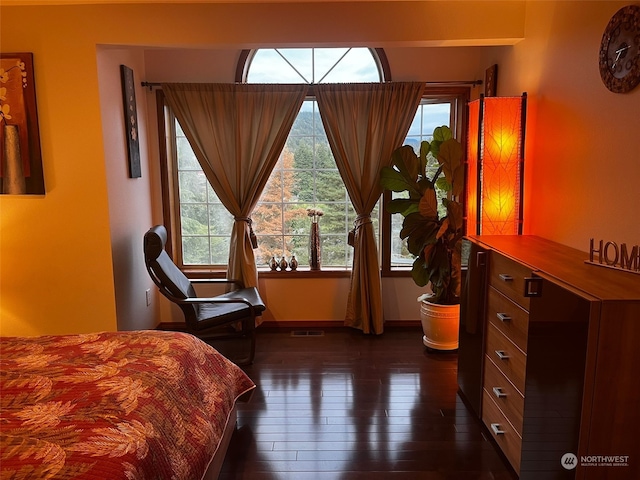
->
[239, 315, 256, 365]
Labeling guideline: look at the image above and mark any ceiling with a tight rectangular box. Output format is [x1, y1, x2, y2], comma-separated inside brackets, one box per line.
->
[5, 0, 434, 4]
[1, 0, 462, 6]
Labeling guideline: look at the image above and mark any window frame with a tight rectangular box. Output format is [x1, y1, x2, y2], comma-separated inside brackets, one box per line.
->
[154, 52, 469, 277]
[155, 89, 226, 277]
[381, 86, 470, 277]
[235, 48, 392, 86]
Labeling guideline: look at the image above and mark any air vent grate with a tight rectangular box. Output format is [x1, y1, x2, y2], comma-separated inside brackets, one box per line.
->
[290, 330, 325, 337]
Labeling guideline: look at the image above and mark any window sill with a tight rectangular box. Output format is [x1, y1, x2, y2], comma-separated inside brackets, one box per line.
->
[258, 268, 351, 279]
[183, 267, 412, 280]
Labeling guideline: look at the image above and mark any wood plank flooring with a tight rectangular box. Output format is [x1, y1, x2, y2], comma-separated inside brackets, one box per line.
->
[219, 327, 518, 479]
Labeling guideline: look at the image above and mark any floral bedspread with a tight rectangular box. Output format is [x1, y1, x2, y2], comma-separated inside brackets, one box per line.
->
[0, 330, 255, 479]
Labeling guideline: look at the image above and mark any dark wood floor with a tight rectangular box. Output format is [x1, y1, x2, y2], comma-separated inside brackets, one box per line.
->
[219, 327, 518, 479]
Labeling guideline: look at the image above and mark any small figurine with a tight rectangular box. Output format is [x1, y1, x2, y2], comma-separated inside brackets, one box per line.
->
[279, 256, 288, 271]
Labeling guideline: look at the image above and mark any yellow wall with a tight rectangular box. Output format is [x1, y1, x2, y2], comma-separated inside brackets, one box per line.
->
[485, 1, 639, 249]
[0, 23, 117, 336]
[1, 1, 637, 337]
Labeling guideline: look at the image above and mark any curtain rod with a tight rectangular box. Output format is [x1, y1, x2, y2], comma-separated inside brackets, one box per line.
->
[140, 80, 482, 90]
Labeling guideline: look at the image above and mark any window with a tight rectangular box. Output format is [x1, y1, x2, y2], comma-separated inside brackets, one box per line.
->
[388, 99, 456, 268]
[252, 99, 377, 268]
[380, 89, 468, 274]
[159, 48, 468, 273]
[174, 120, 233, 265]
[247, 48, 383, 269]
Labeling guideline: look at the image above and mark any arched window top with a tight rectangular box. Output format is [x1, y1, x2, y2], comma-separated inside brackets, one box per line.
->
[237, 48, 390, 84]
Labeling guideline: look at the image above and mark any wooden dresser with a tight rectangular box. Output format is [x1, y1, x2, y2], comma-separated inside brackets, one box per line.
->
[460, 235, 640, 480]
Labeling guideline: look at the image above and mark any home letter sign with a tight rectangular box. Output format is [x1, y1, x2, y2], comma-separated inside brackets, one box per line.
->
[586, 238, 640, 275]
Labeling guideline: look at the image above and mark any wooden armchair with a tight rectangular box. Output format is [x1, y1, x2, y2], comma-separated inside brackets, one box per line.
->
[143, 225, 265, 365]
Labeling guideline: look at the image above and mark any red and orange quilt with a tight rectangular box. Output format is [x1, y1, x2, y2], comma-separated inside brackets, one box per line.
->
[0, 330, 255, 479]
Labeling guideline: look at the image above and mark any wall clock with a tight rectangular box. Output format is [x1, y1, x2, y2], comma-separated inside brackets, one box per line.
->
[599, 5, 640, 93]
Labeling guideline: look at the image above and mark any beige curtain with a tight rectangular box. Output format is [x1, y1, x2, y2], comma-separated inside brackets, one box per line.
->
[162, 83, 308, 287]
[316, 82, 424, 334]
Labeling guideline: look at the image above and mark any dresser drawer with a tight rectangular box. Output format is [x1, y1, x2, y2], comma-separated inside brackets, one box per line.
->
[483, 355, 524, 436]
[486, 322, 526, 395]
[487, 286, 529, 353]
[489, 251, 533, 310]
[482, 389, 522, 474]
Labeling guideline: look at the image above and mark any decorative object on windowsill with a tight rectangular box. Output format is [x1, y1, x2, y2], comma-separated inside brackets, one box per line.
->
[269, 256, 278, 271]
[279, 256, 288, 272]
[307, 208, 323, 271]
[0, 52, 45, 195]
[289, 255, 298, 271]
[380, 125, 464, 351]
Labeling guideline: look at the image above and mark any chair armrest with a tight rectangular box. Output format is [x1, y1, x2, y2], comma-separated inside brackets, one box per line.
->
[156, 288, 246, 305]
[190, 278, 245, 289]
[180, 297, 253, 307]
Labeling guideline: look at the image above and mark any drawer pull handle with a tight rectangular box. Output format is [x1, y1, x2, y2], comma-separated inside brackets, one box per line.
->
[497, 313, 511, 322]
[491, 423, 505, 435]
[499, 274, 513, 282]
[492, 387, 507, 398]
[524, 277, 543, 297]
[495, 350, 510, 360]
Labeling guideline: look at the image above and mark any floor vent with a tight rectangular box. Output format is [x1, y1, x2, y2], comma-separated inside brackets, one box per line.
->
[290, 330, 325, 337]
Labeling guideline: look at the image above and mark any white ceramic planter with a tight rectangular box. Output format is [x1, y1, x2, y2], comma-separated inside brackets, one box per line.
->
[419, 296, 460, 351]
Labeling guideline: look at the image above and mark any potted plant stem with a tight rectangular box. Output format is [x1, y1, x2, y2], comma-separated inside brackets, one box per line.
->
[380, 125, 464, 350]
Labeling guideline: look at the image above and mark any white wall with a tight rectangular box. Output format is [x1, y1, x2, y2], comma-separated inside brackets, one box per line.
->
[97, 46, 158, 331]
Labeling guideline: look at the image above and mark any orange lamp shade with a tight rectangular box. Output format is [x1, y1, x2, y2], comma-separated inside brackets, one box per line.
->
[466, 93, 527, 235]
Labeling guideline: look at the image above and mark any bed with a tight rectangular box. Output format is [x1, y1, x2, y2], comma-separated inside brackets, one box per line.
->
[0, 330, 255, 479]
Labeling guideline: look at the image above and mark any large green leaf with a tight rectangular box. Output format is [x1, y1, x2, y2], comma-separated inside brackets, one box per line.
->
[379, 166, 415, 193]
[418, 188, 438, 219]
[416, 177, 432, 197]
[400, 212, 439, 256]
[429, 126, 452, 159]
[435, 217, 450, 240]
[444, 198, 464, 232]
[437, 138, 463, 183]
[419, 141, 430, 175]
[386, 198, 419, 216]
[390, 145, 420, 183]
[433, 125, 453, 143]
[411, 256, 429, 287]
[450, 166, 464, 197]
[435, 177, 452, 193]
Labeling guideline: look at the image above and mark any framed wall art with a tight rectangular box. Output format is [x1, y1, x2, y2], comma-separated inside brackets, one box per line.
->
[120, 64, 141, 178]
[0, 52, 45, 195]
[484, 64, 498, 97]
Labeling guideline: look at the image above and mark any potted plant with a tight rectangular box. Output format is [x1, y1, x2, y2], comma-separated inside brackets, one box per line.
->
[380, 125, 464, 350]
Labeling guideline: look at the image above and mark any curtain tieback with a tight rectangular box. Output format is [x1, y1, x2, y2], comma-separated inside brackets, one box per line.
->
[234, 217, 258, 249]
[348, 214, 372, 247]
[354, 214, 372, 226]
